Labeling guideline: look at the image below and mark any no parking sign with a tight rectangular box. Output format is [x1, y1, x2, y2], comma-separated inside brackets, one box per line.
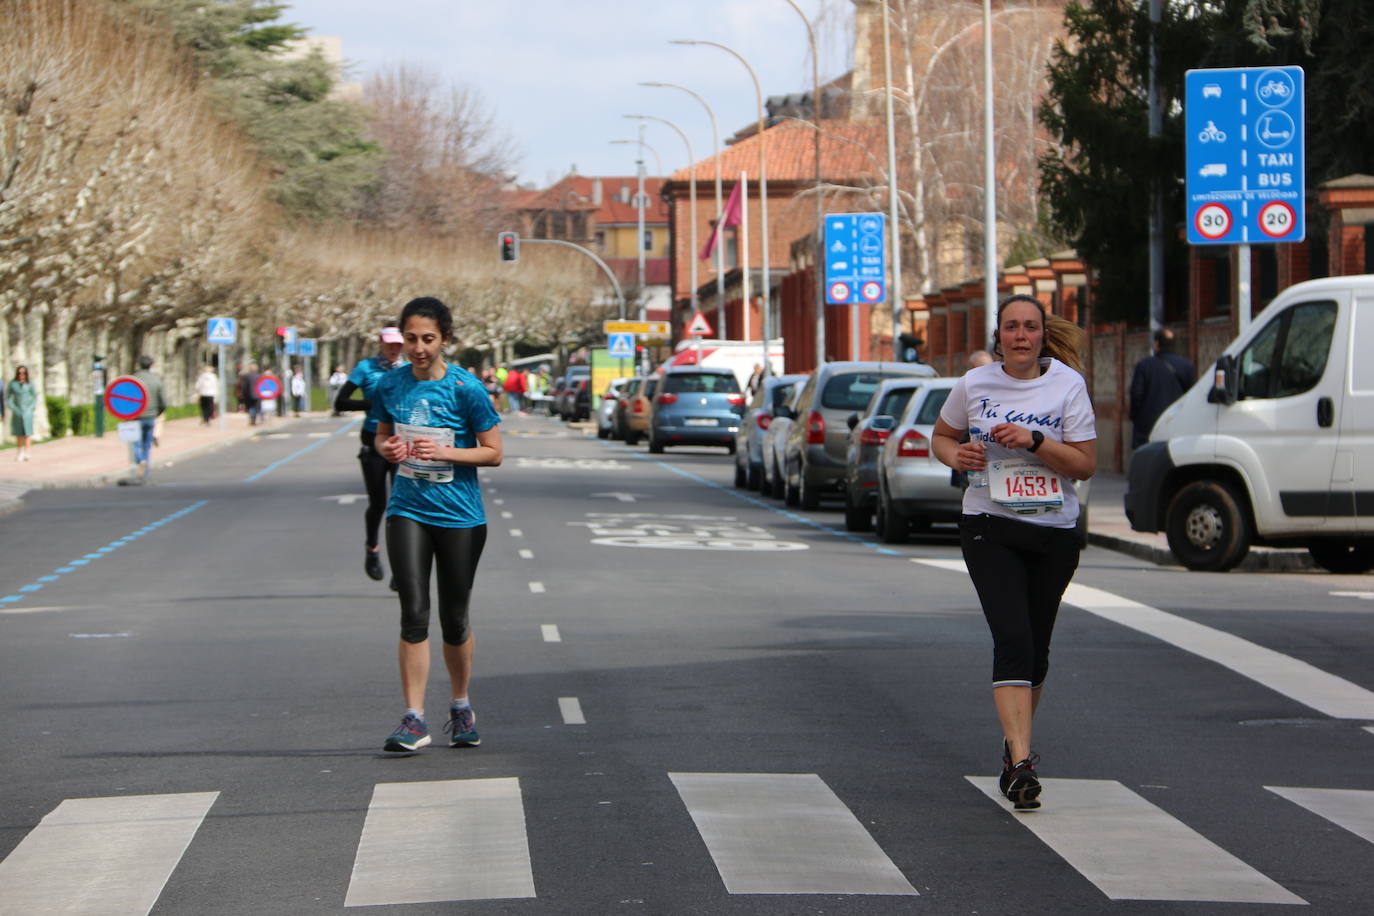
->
[104, 376, 149, 420]
[255, 372, 281, 401]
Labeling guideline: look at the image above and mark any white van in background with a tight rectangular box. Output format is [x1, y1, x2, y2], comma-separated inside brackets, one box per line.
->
[1125, 276, 1374, 572]
[660, 339, 785, 392]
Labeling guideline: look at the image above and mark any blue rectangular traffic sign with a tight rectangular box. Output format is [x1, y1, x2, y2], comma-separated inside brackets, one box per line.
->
[297, 339, 317, 357]
[824, 213, 886, 305]
[207, 317, 237, 345]
[607, 333, 634, 359]
[1186, 66, 1304, 245]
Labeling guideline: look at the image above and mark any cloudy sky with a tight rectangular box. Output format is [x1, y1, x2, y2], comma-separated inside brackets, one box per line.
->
[283, 0, 854, 187]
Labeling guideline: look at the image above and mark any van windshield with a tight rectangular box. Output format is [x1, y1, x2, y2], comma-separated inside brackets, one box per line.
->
[663, 373, 740, 394]
[822, 373, 884, 410]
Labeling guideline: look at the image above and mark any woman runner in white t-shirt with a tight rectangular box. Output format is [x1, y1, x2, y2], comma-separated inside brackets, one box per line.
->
[931, 295, 1097, 810]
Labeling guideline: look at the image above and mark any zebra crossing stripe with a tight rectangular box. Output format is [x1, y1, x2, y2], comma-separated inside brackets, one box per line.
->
[345, 778, 535, 906]
[966, 777, 1305, 904]
[0, 791, 218, 916]
[1267, 786, 1374, 845]
[668, 772, 917, 896]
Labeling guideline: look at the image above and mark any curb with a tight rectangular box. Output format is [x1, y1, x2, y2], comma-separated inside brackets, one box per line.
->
[1087, 530, 1314, 571]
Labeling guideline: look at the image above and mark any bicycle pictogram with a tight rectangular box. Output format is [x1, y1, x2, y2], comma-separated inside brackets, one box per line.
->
[1258, 80, 1290, 101]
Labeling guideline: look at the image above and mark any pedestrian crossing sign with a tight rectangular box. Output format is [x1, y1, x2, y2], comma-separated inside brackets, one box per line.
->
[608, 333, 635, 359]
[207, 317, 237, 345]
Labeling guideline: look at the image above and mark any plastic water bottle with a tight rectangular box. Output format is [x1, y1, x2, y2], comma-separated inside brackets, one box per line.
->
[967, 425, 988, 488]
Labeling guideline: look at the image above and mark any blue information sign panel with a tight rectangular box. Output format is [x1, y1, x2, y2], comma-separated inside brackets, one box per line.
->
[207, 317, 237, 345]
[297, 338, 317, 357]
[824, 213, 886, 305]
[607, 333, 634, 359]
[1185, 66, 1304, 245]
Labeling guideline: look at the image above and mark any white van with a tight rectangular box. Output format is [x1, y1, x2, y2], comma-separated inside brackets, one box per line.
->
[662, 339, 785, 391]
[1125, 276, 1374, 572]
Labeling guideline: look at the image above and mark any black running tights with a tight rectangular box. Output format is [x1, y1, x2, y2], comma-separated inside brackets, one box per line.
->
[358, 431, 395, 549]
[386, 517, 487, 646]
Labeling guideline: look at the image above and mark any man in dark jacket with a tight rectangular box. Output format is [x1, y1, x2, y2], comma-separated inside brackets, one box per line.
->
[124, 355, 168, 485]
[1129, 328, 1196, 448]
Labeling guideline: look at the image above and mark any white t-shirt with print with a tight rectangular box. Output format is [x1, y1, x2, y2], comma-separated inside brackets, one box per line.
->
[939, 357, 1096, 528]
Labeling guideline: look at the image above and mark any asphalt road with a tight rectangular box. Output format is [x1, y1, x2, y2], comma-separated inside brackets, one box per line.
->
[1, 412, 1372, 915]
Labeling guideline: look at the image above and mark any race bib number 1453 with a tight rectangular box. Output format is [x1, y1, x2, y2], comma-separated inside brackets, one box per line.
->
[989, 459, 1063, 515]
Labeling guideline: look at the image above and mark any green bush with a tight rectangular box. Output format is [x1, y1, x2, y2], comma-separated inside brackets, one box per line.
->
[45, 396, 70, 439]
[70, 404, 94, 436]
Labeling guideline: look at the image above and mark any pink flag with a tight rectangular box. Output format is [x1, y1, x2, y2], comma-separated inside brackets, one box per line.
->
[700, 177, 745, 261]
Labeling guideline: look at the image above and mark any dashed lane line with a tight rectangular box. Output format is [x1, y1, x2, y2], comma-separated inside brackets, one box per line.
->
[558, 697, 586, 725]
[541, 624, 561, 643]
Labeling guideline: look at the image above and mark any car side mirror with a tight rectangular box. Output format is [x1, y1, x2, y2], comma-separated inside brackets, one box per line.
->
[1207, 355, 1238, 405]
[846, 412, 860, 431]
[870, 415, 896, 432]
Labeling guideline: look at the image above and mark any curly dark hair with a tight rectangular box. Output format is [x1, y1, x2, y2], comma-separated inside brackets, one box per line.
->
[399, 297, 453, 340]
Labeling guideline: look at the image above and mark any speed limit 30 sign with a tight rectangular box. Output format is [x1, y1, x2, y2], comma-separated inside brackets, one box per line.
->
[1194, 203, 1232, 241]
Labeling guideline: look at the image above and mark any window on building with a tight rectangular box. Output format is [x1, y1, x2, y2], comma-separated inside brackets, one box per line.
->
[726, 230, 739, 268]
[643, 229, 653, 252]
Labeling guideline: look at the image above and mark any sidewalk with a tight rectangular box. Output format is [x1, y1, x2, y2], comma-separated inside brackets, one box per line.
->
[1086, 472, 1313, 571]
[0, 410, 287, 514]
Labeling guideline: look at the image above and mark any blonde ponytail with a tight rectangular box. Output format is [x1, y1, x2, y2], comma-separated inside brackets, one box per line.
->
[1043, 314, 1085, 374]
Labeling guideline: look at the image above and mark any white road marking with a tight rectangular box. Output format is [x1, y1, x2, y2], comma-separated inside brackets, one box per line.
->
[501, 511, 513, 519]
[591, 491, 639, 502]
[558, 697, 586, 725]
[518, 549, 533, 560]
[307, 432, 331, 438]
[0, 791, 219, 916]
[913, 558, 1374, 720]
[0, 605, 85, 615]
[541, 624, 561, 643]
[1366, 726, 1374, 739]
[266, 433, 291, 439]
[966, 777, 1303, 904]
[493, 498, 504, 505]
[1267, 786, 1374, 845]
[510, 529, 523, 538]
[1330, 591, 1374, 601]
[345, 779, 535, 906]
[321, 494, 365, 505]
[668, 772, 917, 896]
[528, 582, 545, 594]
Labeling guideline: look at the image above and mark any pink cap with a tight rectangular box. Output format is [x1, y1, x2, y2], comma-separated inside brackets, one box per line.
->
[379, 327, 403, 343]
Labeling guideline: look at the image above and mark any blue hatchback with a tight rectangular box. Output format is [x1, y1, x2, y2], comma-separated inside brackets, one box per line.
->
[648, 367, 744, 453]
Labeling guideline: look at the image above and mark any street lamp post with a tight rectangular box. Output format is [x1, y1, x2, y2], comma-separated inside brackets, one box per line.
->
[639, 81, 727, 338]
[982, 0, 999, 349]
[609, 138, 663, 176]
[882, 0, 903, 358]
[673, 39, 771, 376]
[779, 0, 826, 367]
[625, 113, 699, 331]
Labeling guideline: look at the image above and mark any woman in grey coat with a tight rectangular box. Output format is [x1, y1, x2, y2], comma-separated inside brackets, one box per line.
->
[7, 365, 37, 461]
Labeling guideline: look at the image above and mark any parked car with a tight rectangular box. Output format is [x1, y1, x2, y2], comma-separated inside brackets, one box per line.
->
[780, 361, 938, 508]
[762, 381, 806, 499]
[624, 374, 659, 445]
[610, 376, 641, 441]
[734, 373, 805, 489]
[569, 377, 592, 421]
[555, 366, 590, 419]
[841, 377, 931, 530]
[546, 375, 564, 415]
[648, 365, 744, 453]
[597, 377, 632, 438]
[874, 378, 961, 542]
[1126, 275, 1374, 573]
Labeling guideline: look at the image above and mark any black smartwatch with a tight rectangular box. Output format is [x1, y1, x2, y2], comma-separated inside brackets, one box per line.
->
[1027, 430, 1045, 453]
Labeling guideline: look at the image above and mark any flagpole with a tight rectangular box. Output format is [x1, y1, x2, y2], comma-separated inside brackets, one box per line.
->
[740, 171, 750, 341]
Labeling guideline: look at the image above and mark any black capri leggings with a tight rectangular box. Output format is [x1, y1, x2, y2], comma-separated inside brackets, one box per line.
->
[387, 517, 487, 646]
[959, 513, 1080, 689]
[359, 431, 396, 549]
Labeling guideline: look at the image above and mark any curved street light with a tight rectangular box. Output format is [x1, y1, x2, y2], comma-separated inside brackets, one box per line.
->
[609, 138, 663, 177]
[639, 81, 727, 336]
[625, 113, 699, 321]
[671, 39, 772, 373]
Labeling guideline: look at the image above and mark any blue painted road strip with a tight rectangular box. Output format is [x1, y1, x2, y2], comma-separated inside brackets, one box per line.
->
[244, 419, 359, 483]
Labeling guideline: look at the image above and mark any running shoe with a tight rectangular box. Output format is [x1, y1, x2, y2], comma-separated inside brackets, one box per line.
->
[998, 739, 1014, 798]
[1005, 754, 1042, 810]
[383, 713, 430, 752]
[365, 549, 384, 581]
[444, 705, 481, 747]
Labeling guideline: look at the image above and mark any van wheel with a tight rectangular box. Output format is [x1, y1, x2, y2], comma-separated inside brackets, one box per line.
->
[1166, 480, 1251, 572]
[799, 473, 820, 510]
[876, 492, 908, 544]
[1308, 539, 1374, 574]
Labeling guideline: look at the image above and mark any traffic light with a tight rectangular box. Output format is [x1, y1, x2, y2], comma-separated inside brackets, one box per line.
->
[498, 231, 519, 263]
[898, 333, 924, 363]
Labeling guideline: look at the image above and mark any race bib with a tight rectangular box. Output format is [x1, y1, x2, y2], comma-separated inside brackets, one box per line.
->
[396, 422, 455, 482]
[989, 458, 1063, 515]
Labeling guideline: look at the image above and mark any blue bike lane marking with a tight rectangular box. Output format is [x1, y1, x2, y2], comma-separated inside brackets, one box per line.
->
[0, 500, 209, 607]
[244, 418, 359, 483]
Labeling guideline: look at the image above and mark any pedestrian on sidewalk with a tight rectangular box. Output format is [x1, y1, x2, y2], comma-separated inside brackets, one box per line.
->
[124, 355, 167, 485]
[290, 367, 306, 416]
[327, 365, 347, 416]
[195, 365, 218, 424]
[239, 362, 262, 426]
[372, 297, 502, 753]
[335, 328, 406, 583]
[6, 366, 37, 462]
[502, 367, 527, 414]
[1129, 328, 1195, 449]
[931, 294, 1097, 811]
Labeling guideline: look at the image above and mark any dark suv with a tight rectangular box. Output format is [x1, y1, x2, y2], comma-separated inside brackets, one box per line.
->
[648, 366, 744, 453]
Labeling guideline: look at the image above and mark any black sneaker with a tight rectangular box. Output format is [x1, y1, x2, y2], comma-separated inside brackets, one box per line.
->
[998, 739, 1014, 798]
[1005, 755, 1042, 810]
[364, 549, 383, 581]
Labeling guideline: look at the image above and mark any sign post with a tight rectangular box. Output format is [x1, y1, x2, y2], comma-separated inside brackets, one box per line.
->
[1186, 66, 1304, 330]
[298, 339, 318, 413]
[825, 213, 887, 360]
[207, 317, 237, 432]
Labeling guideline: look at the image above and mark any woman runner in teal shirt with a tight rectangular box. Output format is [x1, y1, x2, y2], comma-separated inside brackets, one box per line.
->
[371, 298, 502, 752]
